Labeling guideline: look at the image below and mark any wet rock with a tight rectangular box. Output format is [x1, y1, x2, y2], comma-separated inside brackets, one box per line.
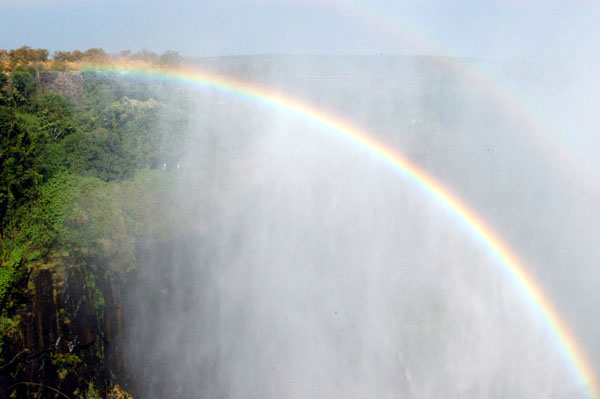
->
[0, 257, 128, 399]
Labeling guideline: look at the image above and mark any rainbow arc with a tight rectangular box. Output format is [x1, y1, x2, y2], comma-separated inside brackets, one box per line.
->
[83, 62, 599, 398]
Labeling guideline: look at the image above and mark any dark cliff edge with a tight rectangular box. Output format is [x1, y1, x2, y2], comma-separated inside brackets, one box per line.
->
[0, 254, 129, 399]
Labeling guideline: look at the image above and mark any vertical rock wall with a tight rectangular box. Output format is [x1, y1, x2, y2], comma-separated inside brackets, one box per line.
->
[0, 257, 127, 399]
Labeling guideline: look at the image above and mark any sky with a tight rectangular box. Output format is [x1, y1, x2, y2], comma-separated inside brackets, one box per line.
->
[1, 0, 600, 59]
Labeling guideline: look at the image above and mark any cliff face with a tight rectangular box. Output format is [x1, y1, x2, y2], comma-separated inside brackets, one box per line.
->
[0, 255, 128, 399]
[39, 71, 85, 102]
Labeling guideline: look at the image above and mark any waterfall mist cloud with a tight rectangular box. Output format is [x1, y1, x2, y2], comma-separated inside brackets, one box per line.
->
[121, 55, 600, 398]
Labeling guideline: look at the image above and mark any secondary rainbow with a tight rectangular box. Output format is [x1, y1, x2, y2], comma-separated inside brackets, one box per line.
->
[84, 62, 599, 397]
[328, 0, 600, 189]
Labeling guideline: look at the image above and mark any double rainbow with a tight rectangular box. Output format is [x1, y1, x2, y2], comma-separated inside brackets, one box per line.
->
[83, 62, 598, 397]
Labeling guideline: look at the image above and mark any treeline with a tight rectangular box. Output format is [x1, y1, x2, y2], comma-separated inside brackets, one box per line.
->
[0, 45, 184, 73]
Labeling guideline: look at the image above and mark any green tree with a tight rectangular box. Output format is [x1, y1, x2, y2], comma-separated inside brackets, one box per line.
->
[33, 93, 77, 179]
[9, 70, 38, 106]
[36, 92, 75, 138]
[0, 74, 8, 104]
[82, 48, 108, 63]
[8, 46, 48, 68]
[53, 50, 83, 62]
[0, 107, 40, 225]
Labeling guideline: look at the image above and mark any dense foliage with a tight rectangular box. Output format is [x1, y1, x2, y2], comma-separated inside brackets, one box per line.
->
[1, 49, 190, 275]
[0, 47, 190, 398]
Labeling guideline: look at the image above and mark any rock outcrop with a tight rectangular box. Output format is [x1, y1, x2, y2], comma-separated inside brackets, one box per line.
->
[39, 71, 84, 102]
[0, 255, 128, 399]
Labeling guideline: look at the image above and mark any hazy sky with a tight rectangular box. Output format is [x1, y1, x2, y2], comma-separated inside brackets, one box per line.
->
[1, 0, 599, 58]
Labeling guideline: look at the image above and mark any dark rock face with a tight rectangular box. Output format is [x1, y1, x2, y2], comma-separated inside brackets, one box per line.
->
[39, 71, 84, 101]
[0, 258, 127, 399]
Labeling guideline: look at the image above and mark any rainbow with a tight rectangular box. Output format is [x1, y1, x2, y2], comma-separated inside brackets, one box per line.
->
[328, 0, 600, 190]
[83, 62, 598, 397]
